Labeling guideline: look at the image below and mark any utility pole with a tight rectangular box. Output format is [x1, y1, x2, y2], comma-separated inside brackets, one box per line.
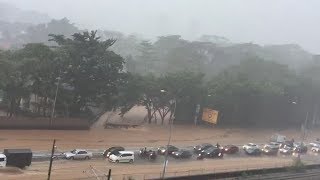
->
[107, 169, 112, 180]
[161, 98, 176, 179]
[47, 139, 56, 180]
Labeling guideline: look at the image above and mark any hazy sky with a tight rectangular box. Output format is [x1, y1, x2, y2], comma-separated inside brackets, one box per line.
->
[1, 0, 320, 53]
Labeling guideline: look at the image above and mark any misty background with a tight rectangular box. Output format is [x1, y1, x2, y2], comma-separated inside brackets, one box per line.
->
[1, 0, 320, 54]
[1, 0, 320, 127]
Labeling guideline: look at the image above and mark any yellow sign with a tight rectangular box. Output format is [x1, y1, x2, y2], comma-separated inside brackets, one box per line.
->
[202, 108, 219, 124]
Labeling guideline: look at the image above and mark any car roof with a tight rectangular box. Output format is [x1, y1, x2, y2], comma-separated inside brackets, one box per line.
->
[179, 149, 190, 152]
[109, 146, 124, 149]
[269, 142, 279, 145]
[119, 151, 134, 154]
[201, 143, 212, 146]
[206, 146, 218, 150]
[247, 143, 256, 145]
[0, 154, 6, 158]
[225, 144, 236, 147]
[74, 149, 87, 151]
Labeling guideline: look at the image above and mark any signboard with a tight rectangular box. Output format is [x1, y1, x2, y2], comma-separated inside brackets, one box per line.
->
[202, 108, 219, 124]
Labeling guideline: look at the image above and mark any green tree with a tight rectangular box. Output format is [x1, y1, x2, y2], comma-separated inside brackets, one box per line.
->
[207, 58, 301, 126]
[0, 50, 31, 116]
[20, 43, 60, 116]
[49, 30, 125, 117]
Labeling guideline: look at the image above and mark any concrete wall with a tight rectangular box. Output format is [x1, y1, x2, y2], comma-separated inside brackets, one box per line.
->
[0, 117, 90, 130]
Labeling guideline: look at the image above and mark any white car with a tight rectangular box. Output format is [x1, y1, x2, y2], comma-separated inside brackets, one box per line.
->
[243, 143, 258, 150]
[63, 149, 93, 160]
[109, 151, 134, 163]
[309, 142, 320, 147]
[0, 154, 6, 167]
[264, 142, 280, 149]
[311, 145, 320, 153]
[279, 146, 293, 155]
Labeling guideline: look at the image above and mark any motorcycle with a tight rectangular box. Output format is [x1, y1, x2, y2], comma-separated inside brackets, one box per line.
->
[139, 148, 157, 161]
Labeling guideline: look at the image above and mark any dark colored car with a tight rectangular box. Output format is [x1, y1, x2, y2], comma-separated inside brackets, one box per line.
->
[293, 143, 308, 153]
[262, 146, 278, 155]
[157, 145, 179, 155]
[194, 143, 214, 153]
[103, 146, 125, 158]
[172, 150, 192, 159]
[245, 148, 262, 156]
[280, 141, 294, 149]
[222, 145, 239, 154]
[197, 147, 223, 159]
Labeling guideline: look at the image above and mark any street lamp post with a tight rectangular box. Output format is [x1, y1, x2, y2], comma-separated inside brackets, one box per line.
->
[291, 101, 309, 161]
[50, 76, 61, 126]
[160, 90, 176, 179]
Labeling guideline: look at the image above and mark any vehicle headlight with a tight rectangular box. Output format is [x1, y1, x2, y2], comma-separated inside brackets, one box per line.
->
[161, 149, 166, 152]
[225, 149, 228, 151]
[218, 153, 221, 156]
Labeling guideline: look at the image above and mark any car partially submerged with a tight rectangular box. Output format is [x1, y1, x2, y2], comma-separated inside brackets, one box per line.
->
[193, 143, 213, 153]
[293, 142, 308, 153]
[157, 145, 179, 155]
[245, 147, 261, 156]
[172, 149, 192, 159]
[197, 147, 223, 159]
[109, 151, 134, 163]
[103, 146, 125, 158]
[222, 145, 239, 154]
[309, 141, 320, 147]
[243, 143, 259, 151]
[0, 154, 6, 167]
[311, 145, 320, 153]
[279, 146, 293, 155]
[261, 146, 278, 155]
[64, 149, 93, 160]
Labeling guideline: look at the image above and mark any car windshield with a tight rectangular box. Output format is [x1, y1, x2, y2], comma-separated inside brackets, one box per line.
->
[201, 143, 211, 147]
[205, 147, 217, 152]
[71, 149, 77, 154]
[113, 151, 120, 156]
[284, 146, 291, 150]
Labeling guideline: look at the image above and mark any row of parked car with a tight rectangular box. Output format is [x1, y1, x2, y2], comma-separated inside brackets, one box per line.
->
[242, 141, 311, 156]
[59, 139, 320, 164]
[98, 143, 238, 163]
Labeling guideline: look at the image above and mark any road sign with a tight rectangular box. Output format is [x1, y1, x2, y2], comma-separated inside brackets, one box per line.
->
[202, 108, 219, 124]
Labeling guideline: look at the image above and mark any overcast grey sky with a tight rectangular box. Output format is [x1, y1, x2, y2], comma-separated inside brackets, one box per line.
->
[1, 0, 320, 53]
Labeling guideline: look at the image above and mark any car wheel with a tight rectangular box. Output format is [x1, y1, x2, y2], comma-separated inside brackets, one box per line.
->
[85, 156, 90, 160]
[116, 160, 119, 163]
[129, 159, 133, 164]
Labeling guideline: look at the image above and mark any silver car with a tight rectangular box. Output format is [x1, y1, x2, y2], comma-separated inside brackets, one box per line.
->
[63, 149, 93, 160]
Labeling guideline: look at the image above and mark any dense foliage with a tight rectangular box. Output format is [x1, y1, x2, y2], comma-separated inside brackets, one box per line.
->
[0, 18, 320, 127]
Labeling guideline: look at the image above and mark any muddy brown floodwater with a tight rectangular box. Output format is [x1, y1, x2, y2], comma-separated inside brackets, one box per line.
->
[0, 125, 319, 179]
